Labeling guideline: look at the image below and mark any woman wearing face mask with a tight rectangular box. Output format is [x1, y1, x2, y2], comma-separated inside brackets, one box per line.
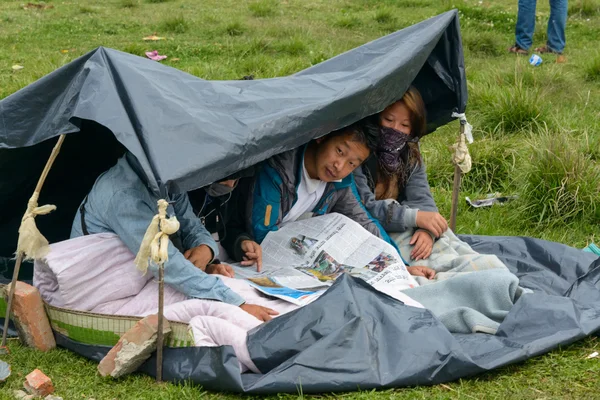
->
[188, 167, 263, 272]
[354, 86, 448, 261]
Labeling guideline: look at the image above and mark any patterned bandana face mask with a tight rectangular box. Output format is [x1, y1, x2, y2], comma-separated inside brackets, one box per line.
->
[377, 127, 419, 175]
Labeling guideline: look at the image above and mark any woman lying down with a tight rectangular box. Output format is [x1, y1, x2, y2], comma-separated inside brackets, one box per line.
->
[34, 229, 525, 374]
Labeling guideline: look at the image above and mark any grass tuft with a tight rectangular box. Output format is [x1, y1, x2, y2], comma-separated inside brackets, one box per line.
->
[273, 37, 308, 56]
[583, 53, 600, 81]
[334, 15, 362, 29]
[146, 0, 171, 3]
[396, 0, 429, 7]
[568, 0, 600, 17]
[120, 0, 139, 8]
[463, 30, 504, 56]
[460, 138, 518, 194]
[249, 0, 278, 17]
[79, 5, 99, 14]
[122, 43, 147, 56]
[480, 74, 550, 134]
[374, 9, 396, 24]
[160, 15, 188, 33]
[516, 129, 600, 226]
[225, 21, 246, 36]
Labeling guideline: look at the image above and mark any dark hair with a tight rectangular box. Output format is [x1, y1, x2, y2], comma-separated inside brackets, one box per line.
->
[324, 120, 379, 156]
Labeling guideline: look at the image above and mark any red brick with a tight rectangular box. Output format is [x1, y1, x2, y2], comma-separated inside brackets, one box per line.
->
[98, 314, 170, 378]
[23, 368, 54, 397]
[5, 282, 55, 351]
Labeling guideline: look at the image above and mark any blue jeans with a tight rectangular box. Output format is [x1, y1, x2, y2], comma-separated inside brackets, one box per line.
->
[515, 0, 568, 53]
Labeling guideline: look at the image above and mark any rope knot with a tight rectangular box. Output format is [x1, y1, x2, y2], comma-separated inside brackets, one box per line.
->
[135, 199, 180, 274]
[16, 193, 57, 261]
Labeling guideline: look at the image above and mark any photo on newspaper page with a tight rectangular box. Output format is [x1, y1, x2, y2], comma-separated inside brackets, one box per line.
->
[230, 213, 419, 304]
[245, 277, 321, 306]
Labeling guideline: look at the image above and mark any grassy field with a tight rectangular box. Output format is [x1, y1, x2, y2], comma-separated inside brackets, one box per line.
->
[1, 0, 599, 398]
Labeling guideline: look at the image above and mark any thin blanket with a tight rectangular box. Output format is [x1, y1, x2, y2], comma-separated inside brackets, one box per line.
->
[33, 233, 298, 372]
[392, 229, 527, 334]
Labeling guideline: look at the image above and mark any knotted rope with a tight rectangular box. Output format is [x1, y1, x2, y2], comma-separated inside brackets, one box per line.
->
[450, 112, 474, 174]
[16, 193, 56, 261]
[135, 199, 180, 274]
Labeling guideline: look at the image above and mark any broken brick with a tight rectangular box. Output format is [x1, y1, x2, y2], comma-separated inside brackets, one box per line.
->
[23, 369, 54, 397]
[97, 314, 171, 378]
[5, 282, 56, 351]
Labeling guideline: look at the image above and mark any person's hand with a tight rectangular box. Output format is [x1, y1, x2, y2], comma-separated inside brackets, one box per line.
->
[240, 303, 279, 321]
[407, 266, 436, 280]
[415, 211, 448, 237]
[183, 245, 214, 270]
[409, 230, 433, 261]
[205, 263, 235, 278]
[240, 240, 262, 272]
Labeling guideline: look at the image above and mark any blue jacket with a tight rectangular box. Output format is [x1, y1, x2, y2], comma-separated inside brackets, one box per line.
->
[247, 146, 401, 255]
[71, 154, 245, 306]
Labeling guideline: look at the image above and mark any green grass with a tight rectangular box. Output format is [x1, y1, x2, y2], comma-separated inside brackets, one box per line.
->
[160, 15, 188, 33]
[1, 0, 599, 398]
[374, 8, 396, 24]
[224, 21, 246, 36]
[569, 0, 600, 17]
[120, 0, 140, 8]
[584, 53, 600, 81]
[1, 337, 599, 400]
[248, 0, 279, 17]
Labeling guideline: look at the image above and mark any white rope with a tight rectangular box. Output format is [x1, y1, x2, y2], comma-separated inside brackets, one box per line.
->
[135, 199, 180, 274]
[450, 133, 472, 174]
[450, 112, 473, 174]
[451, 112, 474, 144]
[16, 192, 56, 261]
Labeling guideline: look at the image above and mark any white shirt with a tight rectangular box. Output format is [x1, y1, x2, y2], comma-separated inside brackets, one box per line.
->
[282, 158, 327, 225]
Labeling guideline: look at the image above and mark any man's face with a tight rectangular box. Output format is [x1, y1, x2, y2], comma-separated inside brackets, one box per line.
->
[313, 133, 370, 182]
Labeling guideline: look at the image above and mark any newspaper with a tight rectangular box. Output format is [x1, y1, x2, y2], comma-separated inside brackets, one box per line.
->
[231, 213, 418, 305]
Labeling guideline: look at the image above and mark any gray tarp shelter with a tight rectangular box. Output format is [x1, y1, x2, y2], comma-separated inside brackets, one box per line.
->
[1, 10, 599, 393]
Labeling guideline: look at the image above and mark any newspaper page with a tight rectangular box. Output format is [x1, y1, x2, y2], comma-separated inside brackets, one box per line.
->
[245, 277, 320, 306]
[230, 213, 418, 304]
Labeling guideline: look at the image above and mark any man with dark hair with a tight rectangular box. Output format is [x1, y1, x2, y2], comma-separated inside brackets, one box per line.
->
[246, 121, 399, 249]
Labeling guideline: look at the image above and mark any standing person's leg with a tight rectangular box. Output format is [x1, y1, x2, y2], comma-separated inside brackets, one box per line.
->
[514, 0, 538, 51]
[546, 0, 568, 53]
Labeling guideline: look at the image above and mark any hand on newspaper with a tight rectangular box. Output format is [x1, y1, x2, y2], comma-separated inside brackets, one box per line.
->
[183, 244, 214, 270]
[407, 266, 436, 280]
[205, 263, 235, 278]
[415, 211, 448, 237]
[240, 303, 279, 321]
[409, 230, 433, 261]
[240, 240, 262, 272]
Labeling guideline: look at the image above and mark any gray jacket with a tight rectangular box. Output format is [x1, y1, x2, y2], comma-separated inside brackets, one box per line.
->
[353, 160, 438, 233]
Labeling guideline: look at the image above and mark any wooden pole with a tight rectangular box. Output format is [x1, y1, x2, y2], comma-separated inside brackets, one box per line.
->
[449, 123, 465, 232]
[156, 259, 164, 382]
[1, 253, 24, 346]
[1, 134, 66, 347]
